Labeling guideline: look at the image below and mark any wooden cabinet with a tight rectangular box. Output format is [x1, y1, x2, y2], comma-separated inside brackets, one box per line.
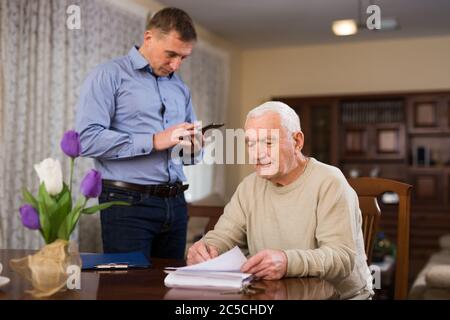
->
[342, 123, 405, 160]
[409, 169, 445, 207]
[406, 94, 450, 209]
[342, 125, 369, 157]
[375, 124, 406, 159]
[340, 98, 406, 161]
[448, 102, 450, 128]
[341, 163, 407, 182]
[408, 95, 450, 134]
[448, 173, 450, 205]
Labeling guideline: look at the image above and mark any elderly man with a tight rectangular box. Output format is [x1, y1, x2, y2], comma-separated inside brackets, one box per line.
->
[187, 101, 373, 299]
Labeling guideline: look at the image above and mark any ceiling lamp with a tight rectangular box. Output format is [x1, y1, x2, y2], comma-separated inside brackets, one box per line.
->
[332, 19, 358, 36]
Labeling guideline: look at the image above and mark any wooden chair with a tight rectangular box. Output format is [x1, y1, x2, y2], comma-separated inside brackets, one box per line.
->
[186, 193, 225, 236]
[348, 177, 412, 300]
[187, 204, 223, 233]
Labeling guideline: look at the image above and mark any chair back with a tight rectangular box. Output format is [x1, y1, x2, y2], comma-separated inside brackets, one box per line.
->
[348, 177, 412, 300]
[187, 204, 223, 233]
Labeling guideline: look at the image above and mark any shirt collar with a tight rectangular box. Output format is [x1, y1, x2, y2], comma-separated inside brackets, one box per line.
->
[128, 46, 174, 79]
[129, 46, 149, 70]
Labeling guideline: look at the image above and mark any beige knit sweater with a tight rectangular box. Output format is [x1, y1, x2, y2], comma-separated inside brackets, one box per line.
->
[204, 158, 373, 298]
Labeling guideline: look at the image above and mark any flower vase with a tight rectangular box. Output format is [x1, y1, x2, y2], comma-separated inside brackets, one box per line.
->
[9, 239, 81, 298]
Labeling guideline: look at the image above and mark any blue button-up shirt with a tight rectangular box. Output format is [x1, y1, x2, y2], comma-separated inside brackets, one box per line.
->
[75, 46, 198, 185]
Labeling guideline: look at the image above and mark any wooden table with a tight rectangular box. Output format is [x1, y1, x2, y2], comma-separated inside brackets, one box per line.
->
[0, 249, 338, 300]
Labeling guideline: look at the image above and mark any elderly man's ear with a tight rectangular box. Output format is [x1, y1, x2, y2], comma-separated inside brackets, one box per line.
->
[293, 131, 304, 152]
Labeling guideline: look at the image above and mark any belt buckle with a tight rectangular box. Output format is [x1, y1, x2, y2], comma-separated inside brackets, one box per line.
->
[169, 185, 177, 197]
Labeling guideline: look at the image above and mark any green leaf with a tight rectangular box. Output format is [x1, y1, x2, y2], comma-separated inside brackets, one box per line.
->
[56, 183, 70, 203]
[57, 196, 85, 241]
[58, 185, 72, 217]
[56, 216, 69, 240]
[22, 188, 38, 208]
[81, 201, 130, 215]
[39, 182, 64, 241]
[70, 196, 86, 226]
[38, 183, 57, 215]
[68, 208, 83, 237]
[60, 191, 72, 215]
[38, 200, 51, 243]
[49, 190, 72, 240]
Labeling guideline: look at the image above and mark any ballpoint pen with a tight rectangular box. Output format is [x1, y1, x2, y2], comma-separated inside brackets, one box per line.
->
[95, 263, 130, 269]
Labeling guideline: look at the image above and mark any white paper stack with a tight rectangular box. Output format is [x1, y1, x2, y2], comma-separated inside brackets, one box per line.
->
[164, 246, 253, 290]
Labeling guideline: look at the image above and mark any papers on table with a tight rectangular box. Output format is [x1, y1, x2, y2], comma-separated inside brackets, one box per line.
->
[164, 246, 253, 291]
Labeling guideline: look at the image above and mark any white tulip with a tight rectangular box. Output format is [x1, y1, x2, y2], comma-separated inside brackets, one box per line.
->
[34, 158, 64, 196]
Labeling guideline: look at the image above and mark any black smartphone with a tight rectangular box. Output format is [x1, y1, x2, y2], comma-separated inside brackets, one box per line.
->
[201, 123, 225, 134]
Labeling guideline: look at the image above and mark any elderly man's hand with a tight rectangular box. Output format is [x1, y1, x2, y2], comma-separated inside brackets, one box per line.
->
[186, 240, 219, 265]
[240, 249, 288, 280]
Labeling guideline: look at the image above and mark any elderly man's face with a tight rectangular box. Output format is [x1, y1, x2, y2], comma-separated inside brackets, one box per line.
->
[245, 112, 299, 180]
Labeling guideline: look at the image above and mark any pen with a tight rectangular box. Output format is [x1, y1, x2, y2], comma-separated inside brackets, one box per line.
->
[95, 263, 129, 269]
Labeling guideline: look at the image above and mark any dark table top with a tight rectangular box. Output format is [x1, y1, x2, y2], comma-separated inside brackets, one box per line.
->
[0, 249, 338, 300]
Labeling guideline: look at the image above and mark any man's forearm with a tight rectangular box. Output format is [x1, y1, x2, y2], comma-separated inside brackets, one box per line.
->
[78, 125, 153, 160]
[283, 245, 355, 279]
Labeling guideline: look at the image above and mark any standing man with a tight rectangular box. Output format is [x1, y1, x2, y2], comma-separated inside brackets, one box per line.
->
[76, 8, 201, 259]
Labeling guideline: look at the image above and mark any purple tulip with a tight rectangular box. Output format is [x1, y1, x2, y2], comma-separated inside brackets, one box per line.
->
[19, 205, 41, 230]
[80, 169, 102, 198]
[60, 130, 81, 158]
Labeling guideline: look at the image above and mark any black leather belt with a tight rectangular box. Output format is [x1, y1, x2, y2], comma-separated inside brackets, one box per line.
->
[102, 180, 189, 197]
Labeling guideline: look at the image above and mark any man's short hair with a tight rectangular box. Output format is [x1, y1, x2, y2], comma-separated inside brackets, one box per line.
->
[247, 101, 301, 135]
[146, 7, 197, 42]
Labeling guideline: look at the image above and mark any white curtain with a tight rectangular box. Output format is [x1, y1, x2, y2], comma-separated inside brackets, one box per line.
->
[0, 0, 230, 251]
[0, 0, 145, 250]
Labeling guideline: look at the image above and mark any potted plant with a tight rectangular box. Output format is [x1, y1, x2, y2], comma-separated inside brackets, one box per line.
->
[9, 130, 128, 298]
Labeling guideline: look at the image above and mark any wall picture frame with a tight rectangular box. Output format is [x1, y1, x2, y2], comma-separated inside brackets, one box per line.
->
[414, 102, 437, 127]
[377, 129, 399, 154]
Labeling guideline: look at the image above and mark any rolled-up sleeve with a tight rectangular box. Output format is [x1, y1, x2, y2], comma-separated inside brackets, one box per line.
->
[75, 66, 153, 160]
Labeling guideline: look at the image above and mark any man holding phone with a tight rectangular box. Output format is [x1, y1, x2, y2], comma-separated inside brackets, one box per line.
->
[75, 8, 203, 260]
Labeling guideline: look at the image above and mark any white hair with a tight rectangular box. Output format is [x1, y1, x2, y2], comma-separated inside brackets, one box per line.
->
[246, 101, 301, 134]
